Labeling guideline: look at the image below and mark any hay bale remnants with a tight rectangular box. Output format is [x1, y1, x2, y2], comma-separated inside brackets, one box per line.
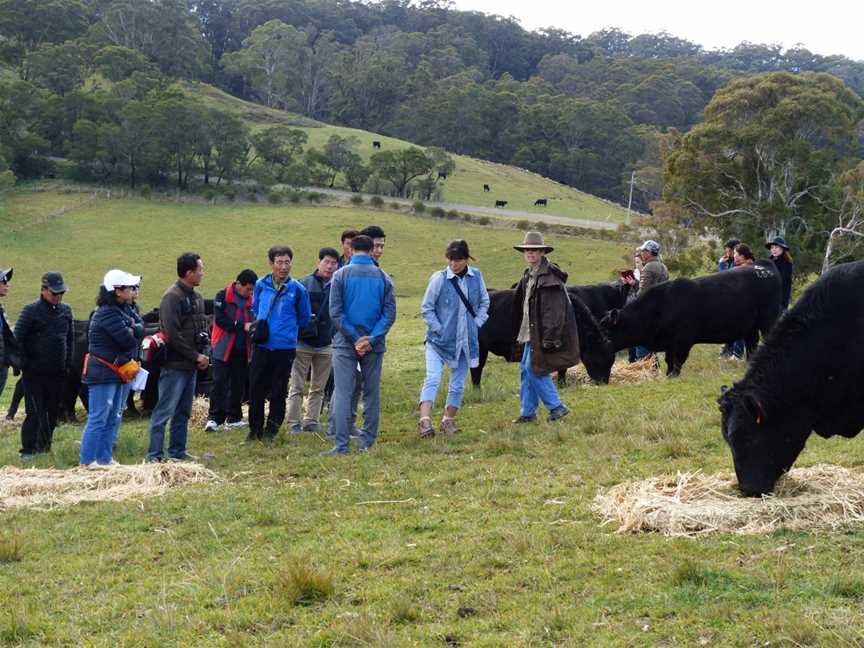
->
[566, 356, 660, 386]
[593, 464, 864, 537]
[0, 462, 218, 511]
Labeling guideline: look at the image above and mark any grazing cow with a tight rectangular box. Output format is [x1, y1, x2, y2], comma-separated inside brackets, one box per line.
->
[534, 199, 547, 207]
[567, 282, 634, 321]
[483, 184, 490, 192]
[600, 262, 782, 376]
[471, 289, 614, 388]
[494, 200, 508, 208]
[60, 319, 91, 421]
[719, 261, 864, 496]
[437, 172, 448, 180]
[372, 141, 382, 149]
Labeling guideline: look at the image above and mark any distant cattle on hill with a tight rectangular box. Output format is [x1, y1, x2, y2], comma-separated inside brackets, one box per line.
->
[437, 172, 447, 180]
[494, 200, 508, 208]
[534, 199, 547, 207]
[372, 140, 381, 149]
[483, 184, 490, 192]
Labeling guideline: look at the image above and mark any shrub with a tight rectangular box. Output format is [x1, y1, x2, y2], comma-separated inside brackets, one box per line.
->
[475, 215, 491, 225]
[267, 191, 283, 204]
[306, 192, 323, 203]
[516, 220, 531, 231]
[273, 559, 335, 606]
[202, 188, 216, 202]
[412, 200, 425, 213]
[389, 201, 401, 210]
[429, 206, 445, 218]
[460, 212, 472, 221]
[246, 191, 258, 202]
[222, 186, 237, 202]
[350, 194, 364, 205]
[369, 195, 385, 207]
[534, 221, 549, 232]
[288, 191, 301, 203]
[446, 209, 460, 220]
[139, 185, 152, 199]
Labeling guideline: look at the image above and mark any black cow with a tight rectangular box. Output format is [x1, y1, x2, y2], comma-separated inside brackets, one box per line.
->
[719, 261, 864, 496]
[60, 319, 91, 421]
[494, 200, 508, 208]
[372, 140, 382, 149]
[534, 199, 547, 207]
[567, 283, 633, 321]
[483, 184, 490, 192]
[437, 172, 448, 180]
[471, 289, 614, 388]
[600, 262, 782, 377]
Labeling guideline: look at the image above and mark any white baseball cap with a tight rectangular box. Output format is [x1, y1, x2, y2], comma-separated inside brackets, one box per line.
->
[103, 269, 141, 291]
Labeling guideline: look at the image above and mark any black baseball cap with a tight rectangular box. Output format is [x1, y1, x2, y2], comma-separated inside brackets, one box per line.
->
[41, 272, 66, 293]
[0, 267, 11, 283]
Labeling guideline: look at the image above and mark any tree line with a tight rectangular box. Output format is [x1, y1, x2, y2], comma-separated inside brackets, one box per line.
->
[2, 0, 864, 208]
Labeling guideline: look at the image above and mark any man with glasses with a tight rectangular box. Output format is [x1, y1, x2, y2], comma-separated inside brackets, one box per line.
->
[14, 272, 73, 460]
[0, 267, 19, 400]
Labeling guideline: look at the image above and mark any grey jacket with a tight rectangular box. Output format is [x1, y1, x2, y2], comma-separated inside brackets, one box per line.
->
[638, 258, 669, 297]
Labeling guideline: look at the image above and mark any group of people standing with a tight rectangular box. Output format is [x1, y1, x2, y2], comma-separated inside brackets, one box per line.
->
[0, 227, 796, 465]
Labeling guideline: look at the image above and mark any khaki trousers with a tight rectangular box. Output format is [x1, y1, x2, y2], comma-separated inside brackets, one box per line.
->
[286, 346, 332, 425]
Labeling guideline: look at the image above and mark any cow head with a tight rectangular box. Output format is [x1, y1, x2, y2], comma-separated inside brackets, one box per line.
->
[599, 308, 640, 352]
[718, 385, 809, 497]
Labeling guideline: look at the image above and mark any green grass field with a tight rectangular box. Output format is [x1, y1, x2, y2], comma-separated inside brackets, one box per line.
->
[2, 190, 864, 646]
[190, 83, 631, 225]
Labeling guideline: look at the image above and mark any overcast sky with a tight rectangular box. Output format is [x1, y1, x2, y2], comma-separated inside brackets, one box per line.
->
[453, 0, 864, 62]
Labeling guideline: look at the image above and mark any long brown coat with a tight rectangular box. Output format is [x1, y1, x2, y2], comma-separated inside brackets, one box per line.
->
[513, 258, 580, 374]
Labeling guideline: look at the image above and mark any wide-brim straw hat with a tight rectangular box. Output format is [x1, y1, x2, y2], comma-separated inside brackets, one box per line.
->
[514, 231, 553, 253]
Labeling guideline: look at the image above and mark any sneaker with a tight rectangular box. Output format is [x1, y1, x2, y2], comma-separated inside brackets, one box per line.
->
[146, 456, 163, 463]
[418, 417, 435, 439]
[204, 420, 219, 433]
[548, 404, 570, 422]
[302, 422, 320, 433]
[289, 423, 303, 434]
[512, 415, 538, 424]
[439, 418, 459, 435]
[350, 427, 363, 438]
[321, 446, 350, 456]
[19, 453, 36, 462]
[224, 420, 246, 430]
[168, 452, 198, 462]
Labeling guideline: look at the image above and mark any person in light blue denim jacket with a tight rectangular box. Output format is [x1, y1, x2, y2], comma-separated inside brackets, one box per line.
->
[418, 240, 489, 438]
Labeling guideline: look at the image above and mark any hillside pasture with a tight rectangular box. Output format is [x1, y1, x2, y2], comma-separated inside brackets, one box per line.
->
[2, 191, 864, 645]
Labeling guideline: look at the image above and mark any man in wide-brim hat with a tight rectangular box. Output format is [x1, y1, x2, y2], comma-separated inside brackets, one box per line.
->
[510, 231, 578, 424]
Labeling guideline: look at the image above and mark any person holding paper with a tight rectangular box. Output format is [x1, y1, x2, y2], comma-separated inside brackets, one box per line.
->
[80, 269, 144, 466]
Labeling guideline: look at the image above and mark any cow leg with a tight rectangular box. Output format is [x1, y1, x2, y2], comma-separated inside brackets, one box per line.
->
[667, 343, 692, 377]
[557, 368, 567, 387]
[744, 330, 760, 360]
[471, 347, 488, 389]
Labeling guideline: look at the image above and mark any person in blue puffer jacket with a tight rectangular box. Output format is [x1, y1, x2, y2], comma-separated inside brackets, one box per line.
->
[417, 240, 489, 438]
[80, 269, 144, 466]
[247, 245, 311, 442]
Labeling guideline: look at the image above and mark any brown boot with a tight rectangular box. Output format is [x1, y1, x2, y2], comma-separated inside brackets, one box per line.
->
[439, 417, 459, 435]
[418, 417, 435, 438]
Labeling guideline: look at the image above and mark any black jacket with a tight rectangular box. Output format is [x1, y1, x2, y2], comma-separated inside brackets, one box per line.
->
[14, 298, 73, 375]
[772, 255, 793, 308]
[298, 271, 334, 348]
[0, 304, 20, 369]
[84, 300, 145, 385]
[159, 281, 208, 371]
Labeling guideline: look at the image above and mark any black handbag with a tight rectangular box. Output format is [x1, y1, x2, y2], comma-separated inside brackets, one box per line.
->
[250, 285, 284, 344]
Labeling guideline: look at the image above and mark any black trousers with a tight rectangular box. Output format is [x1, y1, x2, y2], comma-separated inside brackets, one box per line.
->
[207, 352, 248, 424]
[248, 347, 295, 439]
[20, 373, 64, 454]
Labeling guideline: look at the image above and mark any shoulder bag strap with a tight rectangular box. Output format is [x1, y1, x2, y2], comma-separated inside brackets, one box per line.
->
[448, 275, 476, 319]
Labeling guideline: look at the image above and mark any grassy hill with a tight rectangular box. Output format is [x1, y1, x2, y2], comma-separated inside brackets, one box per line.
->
[190, 82, 633, 225]
[1, 191, 861, 645]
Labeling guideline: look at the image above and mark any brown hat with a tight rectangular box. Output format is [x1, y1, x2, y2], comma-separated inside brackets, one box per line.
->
[514, 231, 553, 253]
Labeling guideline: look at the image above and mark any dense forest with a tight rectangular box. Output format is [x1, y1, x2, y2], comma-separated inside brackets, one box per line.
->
[1, 0, 863, 214]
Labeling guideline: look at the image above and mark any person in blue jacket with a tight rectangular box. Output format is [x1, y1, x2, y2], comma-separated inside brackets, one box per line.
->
[80, 269, 144, 466]
[417, 240, 489, 438]
[325, 235, 396, 454]
[247, 246, 311, 442]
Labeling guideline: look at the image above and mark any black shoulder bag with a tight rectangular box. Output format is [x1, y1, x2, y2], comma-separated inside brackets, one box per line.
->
[448, 275, 476, 318]
[250, 285, 285, 344]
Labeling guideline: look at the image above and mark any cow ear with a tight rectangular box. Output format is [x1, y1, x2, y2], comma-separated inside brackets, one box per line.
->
[720, 384, 729, 395]
[743, 394, 767, 425]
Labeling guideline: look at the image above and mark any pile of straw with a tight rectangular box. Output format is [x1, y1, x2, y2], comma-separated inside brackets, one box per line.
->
[593, 464, 864, 536]
[189, 396, 212, 427]
[0, 462, 218, 511]
[566, 355, 660, 386]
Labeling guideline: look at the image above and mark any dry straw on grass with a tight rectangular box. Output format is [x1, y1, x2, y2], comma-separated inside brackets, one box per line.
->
[594, 464, 864, 537]
[0, 462, 218, 511]
[566, 355, 660, 386]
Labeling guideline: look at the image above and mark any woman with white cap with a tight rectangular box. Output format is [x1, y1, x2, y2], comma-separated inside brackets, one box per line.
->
[79, 269, 144, 467]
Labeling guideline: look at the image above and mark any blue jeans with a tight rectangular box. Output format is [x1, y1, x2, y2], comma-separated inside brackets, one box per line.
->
[420, 345, 469, 409]
[112, 383, 132, 447]
[80, 382, 125, 465]
[519, 343, 562, 417]
[635, 345, 651, 360]
[147, 368, 196, 461]
[330, 348, 384, 453]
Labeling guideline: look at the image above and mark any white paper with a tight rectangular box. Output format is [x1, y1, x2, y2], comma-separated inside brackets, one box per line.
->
[130, 367, 149, 391]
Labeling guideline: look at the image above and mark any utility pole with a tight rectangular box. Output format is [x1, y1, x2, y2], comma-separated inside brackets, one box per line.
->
[626, 170, 635, 225]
